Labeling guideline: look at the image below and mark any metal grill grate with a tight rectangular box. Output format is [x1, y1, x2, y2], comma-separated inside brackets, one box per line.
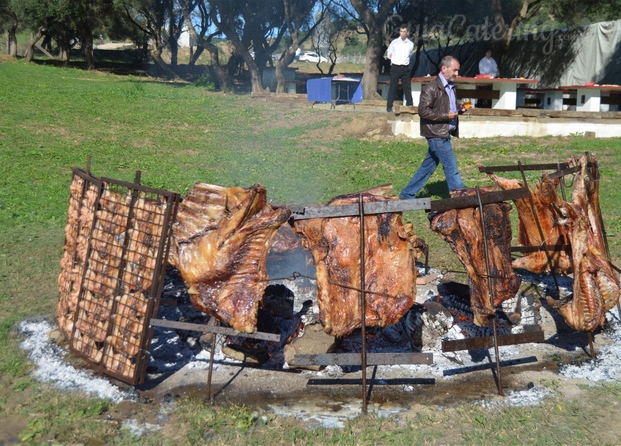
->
[57, 168, 179, 384]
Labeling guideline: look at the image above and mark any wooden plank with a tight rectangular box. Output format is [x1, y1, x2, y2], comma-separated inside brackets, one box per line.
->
[456, 89, 500, 100]
[35, 43, 56, 59]
[293, 352, 433, 366]
[442, 330, 544, 352]
[149, 318, 281, 342]
[291, 198, 431, 220]
[430, 188, 530, 212]
[601, 95, 621, 105]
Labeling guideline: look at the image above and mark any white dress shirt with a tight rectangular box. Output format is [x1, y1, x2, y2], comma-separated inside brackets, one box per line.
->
[479, 56, 498, 77]
[387, 37, 414, 66]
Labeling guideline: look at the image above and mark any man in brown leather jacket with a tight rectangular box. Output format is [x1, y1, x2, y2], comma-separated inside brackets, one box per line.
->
[400, 56, 466, 199]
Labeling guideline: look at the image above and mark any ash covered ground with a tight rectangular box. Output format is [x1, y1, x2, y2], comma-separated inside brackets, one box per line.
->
[19, 264, 621, 429]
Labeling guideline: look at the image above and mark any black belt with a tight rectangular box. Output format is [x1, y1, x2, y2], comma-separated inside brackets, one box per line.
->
[392, 64, 409, 67]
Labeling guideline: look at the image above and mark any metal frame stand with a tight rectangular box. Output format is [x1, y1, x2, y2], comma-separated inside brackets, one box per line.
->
[436, 186, 545, 395]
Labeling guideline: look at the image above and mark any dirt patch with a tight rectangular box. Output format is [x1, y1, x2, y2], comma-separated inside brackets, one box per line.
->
[311, 112, 395, 142]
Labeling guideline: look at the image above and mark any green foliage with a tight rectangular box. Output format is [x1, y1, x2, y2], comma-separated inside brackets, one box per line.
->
[193, 72, 219, 91]
[18, 391, 113, 443]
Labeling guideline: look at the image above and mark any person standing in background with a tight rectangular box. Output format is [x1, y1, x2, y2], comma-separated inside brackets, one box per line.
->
[386, 24, 414, 113]
[477, 48, 498, 107]
[478, 48, 498, 78]
[399, 56, 466, 199]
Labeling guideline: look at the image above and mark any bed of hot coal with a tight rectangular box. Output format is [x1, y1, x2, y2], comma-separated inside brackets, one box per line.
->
[141, 241, 619, 414]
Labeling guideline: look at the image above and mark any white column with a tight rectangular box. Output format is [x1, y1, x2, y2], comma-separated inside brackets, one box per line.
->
[543, 90, 564, 110]
[575, 88, 601, 112]
[493, 83, 517, 110]
[411, 82, 422, 106]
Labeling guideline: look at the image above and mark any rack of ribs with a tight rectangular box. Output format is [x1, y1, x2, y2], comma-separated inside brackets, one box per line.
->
[482, 165, 572, 275]
[430, 188, 521, 327]
[293, 186, 425, 337]
[168, 183, 291, 333]
[549, 155, 620, 331]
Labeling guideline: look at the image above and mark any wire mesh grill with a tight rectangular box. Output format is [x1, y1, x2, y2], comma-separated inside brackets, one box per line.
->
[57, 168, 179, 384]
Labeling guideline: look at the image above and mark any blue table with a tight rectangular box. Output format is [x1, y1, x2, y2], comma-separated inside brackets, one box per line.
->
[307, 77, 363, 108]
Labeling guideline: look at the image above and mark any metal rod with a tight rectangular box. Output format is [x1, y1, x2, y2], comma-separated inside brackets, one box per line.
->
[207, 318, 218, 404]
[474, 186, 504, 396]
[358, 193, 367, 414]
[587, 331, 596, 360]
[557, 162, 568, 202]
[517, 161, 561, 294]
[149, 318, 280, 342]
[327, 281, 401, 299]
[491, 319, 504, 396]
[587, 155, 620, 318]
[293, 352, 434, 366]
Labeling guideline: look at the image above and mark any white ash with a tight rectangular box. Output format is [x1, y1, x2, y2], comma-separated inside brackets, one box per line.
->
[120, 419, 162, 437]
[560, 308, 621, 382]
[477, 386, 552, 409]
[19, 319, 136, 403]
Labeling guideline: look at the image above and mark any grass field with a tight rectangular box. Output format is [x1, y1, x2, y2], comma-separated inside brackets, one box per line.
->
[1, 57, 621, 444]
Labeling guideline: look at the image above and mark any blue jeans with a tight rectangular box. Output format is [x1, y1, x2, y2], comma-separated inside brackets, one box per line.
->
[399, 137, 465, 198]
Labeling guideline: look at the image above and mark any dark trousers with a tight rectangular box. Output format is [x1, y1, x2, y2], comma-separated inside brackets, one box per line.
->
[387, 64, 412, 109]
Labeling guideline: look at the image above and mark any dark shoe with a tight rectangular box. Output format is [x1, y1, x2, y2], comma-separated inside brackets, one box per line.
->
[386, 108, 393, 113]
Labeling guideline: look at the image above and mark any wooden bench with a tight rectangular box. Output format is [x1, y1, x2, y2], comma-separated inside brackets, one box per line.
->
[455, 89, 500, 101]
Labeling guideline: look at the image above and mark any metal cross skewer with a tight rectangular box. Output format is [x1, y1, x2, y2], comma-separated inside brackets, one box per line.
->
[475, 186, 504, 396]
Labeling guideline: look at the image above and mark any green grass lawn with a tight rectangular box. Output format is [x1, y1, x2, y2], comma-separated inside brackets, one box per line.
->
[1, 58, 621, 444]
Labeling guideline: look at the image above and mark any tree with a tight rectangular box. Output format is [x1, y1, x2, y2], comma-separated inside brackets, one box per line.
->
[273, 0, 324, 92]
[489, 0, 621, 70]
[347, 0, 400, 100]
[120, 0, 181, 78]
[70, 0, 116, 69]
[0, 0, 19, 56]
[210, 0, 288, 94]
[11, 0, 65, 62]
[179, 0, 235, 90]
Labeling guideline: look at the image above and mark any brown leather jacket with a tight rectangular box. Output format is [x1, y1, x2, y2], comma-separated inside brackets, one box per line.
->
[419, 75, 459, 138]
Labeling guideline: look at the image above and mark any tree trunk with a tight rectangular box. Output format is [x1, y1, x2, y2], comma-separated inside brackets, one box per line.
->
[203, 43, 233, 91]
[25, 29, 46, 62]
[84, 36, 95, 70]
[349, 0, 400, 101]
[150, 48, 180, 79]
[189, 45, 204, 67]
[168, 36, 178, 67]
[248, 61, 265, 94]
[361, 31, 383, 100]
[274, 52, 296, 93]
[7, 17, 18, 56]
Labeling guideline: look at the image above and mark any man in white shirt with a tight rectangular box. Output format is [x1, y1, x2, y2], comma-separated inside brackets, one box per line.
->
[477, 48, 498, 107]
[478, 48, 498, 77]
[386, 24, 414, 112]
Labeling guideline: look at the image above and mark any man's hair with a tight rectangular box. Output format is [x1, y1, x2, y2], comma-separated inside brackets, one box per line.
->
[400, 24, 409, 31]
[441, 55, 458, 68]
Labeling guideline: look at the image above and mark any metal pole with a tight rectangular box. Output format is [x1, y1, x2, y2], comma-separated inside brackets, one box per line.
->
[475, 187, 504, 396]
[557, 162, 567, 202]
[587, 331, 596, 360]
[207, 319, 218, 404]
[358, 194, 368, 414]
[587, 155, 620, 319]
